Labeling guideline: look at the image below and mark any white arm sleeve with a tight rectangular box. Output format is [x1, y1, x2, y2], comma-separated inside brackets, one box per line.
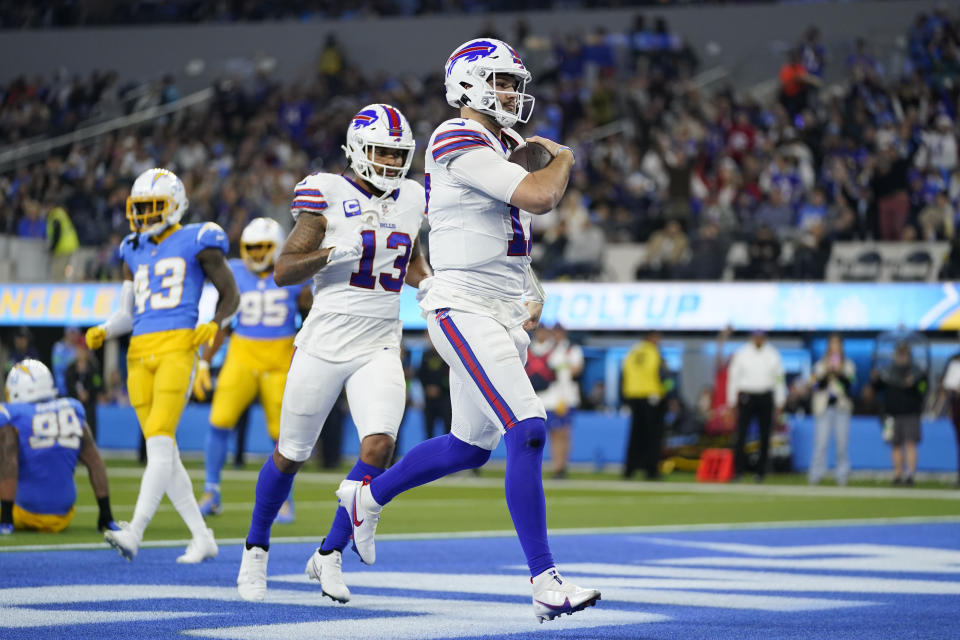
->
[101, 280, 134, 338]
[448, 147, 529, 204]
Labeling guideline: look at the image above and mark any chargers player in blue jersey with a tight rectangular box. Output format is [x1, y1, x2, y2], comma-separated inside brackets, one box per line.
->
[193, 217, 312, 520]
[0, 359, 116, 535]
[85, 167, 239, 563]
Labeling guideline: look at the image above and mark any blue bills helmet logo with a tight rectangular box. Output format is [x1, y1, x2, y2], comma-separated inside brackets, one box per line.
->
[446, 40, 497, 76]
[352, 109, 379, 129]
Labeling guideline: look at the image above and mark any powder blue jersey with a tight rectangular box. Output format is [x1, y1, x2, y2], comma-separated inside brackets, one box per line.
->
[0, 397, 86, 515]
[230, 259, 305, 339]
[121, 222, 229, 336]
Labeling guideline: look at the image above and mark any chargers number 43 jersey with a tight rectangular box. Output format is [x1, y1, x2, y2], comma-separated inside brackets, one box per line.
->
[121, 222, 230, 336]
[289, 173, 425, 361]
[0, 398, 86, 516]
[230, 259, 306, 339]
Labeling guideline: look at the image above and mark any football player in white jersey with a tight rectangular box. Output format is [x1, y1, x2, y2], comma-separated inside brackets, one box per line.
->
[237, 104, 431, 603]
[337, 39, 601, 622]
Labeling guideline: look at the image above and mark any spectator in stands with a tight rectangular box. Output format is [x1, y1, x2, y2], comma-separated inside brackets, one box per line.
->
[869, 143, 913, 240]
[727, 331, 786, 482]
[417, 334, 451, 440]
[800, 26, 826, 79]
[738, 226, 781, 280]
[681, 221, 728, 280]
[915, 114, 958, 176]
[636, 220, 690, 280]
[46, 202, 78, 281]
[919, 191, 955, 241]
[4, 327, 39, 375]
[552, 216, 606, 279]
[791, 220, 831, 280]
[622, 331, 668, 480]
[16, 199, 45, 239]
[809, 334, 856, 486]
[752, 189, 794, 239]
[779, 48, 820, 117]
[872, 342, 928, 486]
[66, 347, 103, 438]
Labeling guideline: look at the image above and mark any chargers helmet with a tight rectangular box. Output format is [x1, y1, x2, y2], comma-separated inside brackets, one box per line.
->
[5, 359, 56, 403]
[126, 168, 189, 237]
[240, 217, 285, 273]
[343, 104, 415, 194]
[444, 38, 534, 128]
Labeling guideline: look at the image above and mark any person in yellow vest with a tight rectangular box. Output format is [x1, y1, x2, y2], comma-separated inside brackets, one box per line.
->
[621, 331, 670, 480]
[47, 205, 79, 281]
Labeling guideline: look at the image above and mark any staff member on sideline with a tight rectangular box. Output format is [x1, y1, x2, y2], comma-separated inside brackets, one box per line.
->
[727, 331, 786, 482]
[622, 331, 669, 480]
[808, 334, 856, 486]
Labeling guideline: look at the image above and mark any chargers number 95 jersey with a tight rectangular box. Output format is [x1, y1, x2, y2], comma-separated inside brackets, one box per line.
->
[230, 259, 306, 339]
[290, 173, 425, 361]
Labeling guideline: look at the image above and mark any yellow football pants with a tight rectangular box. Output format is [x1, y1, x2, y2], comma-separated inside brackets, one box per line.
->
[128, 330, 197, 439]
[209, 335, 294, 441]
[13, 505, 75, 532]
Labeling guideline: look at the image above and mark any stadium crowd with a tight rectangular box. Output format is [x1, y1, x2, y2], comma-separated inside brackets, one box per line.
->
[0, 0, 769, 29]
[1, 7, 959, 283]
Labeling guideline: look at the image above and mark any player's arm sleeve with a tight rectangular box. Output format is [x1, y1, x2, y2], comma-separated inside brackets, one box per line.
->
[523, 264, 546, 304]
[447, 147, 530, 204]
[101, 279, 135, 339]
[195, 221, 230, 254]
[290, 178, 329, 221]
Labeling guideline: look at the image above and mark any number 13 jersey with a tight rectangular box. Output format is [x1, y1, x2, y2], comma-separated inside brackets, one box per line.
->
[291, 173, 425, 362]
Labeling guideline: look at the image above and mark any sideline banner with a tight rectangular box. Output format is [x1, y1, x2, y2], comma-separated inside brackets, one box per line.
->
[3, 281, 960, 331]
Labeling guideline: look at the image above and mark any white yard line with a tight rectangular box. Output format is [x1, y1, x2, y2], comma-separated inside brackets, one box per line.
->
[93, 467, 960, 500]
[2, 514, 959, 553]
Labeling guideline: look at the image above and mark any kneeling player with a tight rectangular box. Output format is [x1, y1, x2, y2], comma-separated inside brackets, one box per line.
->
[0, 359, 116, 535]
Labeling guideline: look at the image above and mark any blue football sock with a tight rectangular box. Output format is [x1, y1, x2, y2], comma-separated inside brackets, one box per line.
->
[369, 433, 490, 506]
[504, 417, 555, 577]
[321, 460, 385, 553]
[204, 425, 231, 491]
[246, 455, 295, 549]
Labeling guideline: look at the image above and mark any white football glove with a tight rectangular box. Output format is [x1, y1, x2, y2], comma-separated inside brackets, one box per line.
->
[416, 275, 435, 303]
[328, 233, 365, 265]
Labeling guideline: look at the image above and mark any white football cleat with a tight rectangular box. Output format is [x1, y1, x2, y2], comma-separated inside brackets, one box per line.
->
[531, 567, 601, 623]
[237, 545, 269, 602]
[335, 477, 380, 565]
[305, 544, 350, 603]
[104, 521, 139, 561]
[177, 528, 218, 564]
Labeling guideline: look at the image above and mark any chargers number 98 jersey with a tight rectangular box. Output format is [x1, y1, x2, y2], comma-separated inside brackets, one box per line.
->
[291, 173, 425, 362]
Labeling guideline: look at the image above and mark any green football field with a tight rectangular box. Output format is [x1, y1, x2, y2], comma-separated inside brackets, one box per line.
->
[2, 458, 958, 549]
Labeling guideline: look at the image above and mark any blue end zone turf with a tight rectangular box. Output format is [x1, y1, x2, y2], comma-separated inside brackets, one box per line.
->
[2, 522, 958, 639]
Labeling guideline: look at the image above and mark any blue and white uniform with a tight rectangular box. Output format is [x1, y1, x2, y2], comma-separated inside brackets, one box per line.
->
[278, 173, 426, 461]
[419, 117, 547, 451]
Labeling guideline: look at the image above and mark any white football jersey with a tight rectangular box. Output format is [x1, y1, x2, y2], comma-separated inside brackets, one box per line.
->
[423, 117, 533, 325]
[290, 172, 425, 361]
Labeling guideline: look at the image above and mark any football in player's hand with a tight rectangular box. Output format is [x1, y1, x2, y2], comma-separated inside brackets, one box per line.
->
[508, 142, 553, 172]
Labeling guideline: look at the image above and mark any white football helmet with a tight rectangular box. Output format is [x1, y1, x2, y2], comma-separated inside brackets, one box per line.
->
[126, 168, 189, 237]
[5, 359, 56, 404]
[240, 217, 285, 273]
[343, 104, 416, 194]
[444, 38, 534, 128]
